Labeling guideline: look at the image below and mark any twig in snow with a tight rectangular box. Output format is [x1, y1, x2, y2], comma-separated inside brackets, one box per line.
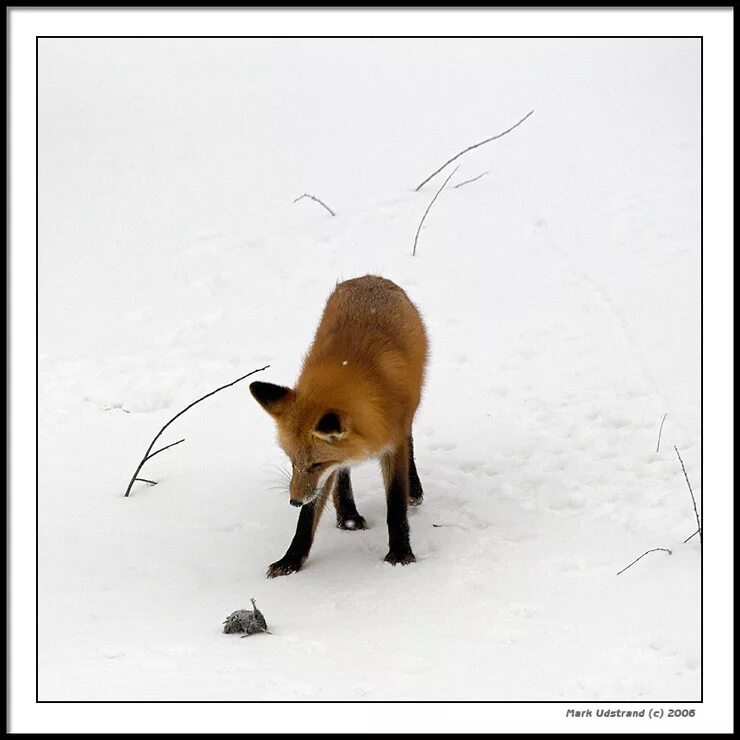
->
[124, 365, 270, 497]
[452, 171, 490, 189]
[684, 529, 700, 544]
[135, 478, 158, 486]
[144, 438, 185, 461]
[617, 547, 672, 576]
[674, 445, 701, 545]
[656, 412, 668, 452]
[414, 109, 534, 192]
[412, 165, 459, 257]
[293, 193, 335, 216]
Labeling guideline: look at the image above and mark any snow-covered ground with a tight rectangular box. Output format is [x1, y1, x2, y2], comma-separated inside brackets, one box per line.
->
[38, 38, 701, 701]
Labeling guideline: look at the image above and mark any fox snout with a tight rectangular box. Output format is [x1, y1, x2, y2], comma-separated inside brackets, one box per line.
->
[289, 489, 318, 507]
[288, 475, 320, 507]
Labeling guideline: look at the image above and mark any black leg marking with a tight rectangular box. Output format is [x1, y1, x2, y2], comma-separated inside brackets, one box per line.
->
[266, 474, 333, 578]
[408, 434, 424, 506]
[333, 468, 367, 530]
[267, 501, 316, 578]
[383, 442, 416, 566]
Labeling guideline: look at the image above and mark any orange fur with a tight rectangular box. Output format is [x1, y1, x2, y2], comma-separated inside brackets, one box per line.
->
[252, 275, 428, 503]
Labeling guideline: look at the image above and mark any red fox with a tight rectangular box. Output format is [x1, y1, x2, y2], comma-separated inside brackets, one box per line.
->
[250, 275, 428, 577]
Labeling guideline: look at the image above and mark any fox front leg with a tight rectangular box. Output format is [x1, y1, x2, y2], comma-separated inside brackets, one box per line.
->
[266, 473, 333, 578]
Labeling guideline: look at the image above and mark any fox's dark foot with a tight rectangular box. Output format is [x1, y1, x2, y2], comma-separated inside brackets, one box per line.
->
[337, 514, 368, 530]
[384, 549, 416, 566]
[266, 556, 305, 578]
[409, 494, 423, 507]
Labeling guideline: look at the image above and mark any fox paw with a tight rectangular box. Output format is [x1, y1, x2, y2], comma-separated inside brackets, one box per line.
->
[337, 514, 368, 530]
[384, 550, 416, 566]
[409, 495, 424, 507]
[266, 557, 304, 578]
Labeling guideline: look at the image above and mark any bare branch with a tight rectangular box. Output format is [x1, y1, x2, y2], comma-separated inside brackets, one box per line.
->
[293, 193, 335, 216]
[617, 547, 672, 576]
[415, 109, 534, 192]
[144, 438, 185, 462]
[135, 478, 158, 485]
[683, 528, 700, 544]
[452, 171, 490, 189]
[124, 365, 270, 497]
[656, 412, 668, 453]
[412, 165, 459, 257]
[674, 445, 702, 545]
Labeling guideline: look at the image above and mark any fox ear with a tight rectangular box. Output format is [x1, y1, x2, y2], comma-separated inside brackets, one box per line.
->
[249, 381, 295, 417]
[312, 411, 348, 442]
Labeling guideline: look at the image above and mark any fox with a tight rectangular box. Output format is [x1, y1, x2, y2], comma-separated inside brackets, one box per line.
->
[250, 274, 428, 578]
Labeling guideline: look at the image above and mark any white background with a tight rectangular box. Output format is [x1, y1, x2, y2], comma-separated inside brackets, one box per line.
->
[10, 7, 733, 735]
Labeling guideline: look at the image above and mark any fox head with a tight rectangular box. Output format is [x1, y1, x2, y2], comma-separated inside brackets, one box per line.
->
[250, 380, 371, 506]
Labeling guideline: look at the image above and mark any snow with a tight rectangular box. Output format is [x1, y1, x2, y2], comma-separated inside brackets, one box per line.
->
[38, 37, 701, 701]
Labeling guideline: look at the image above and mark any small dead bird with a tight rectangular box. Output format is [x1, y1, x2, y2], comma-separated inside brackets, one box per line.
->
[223, 598, 269, 637]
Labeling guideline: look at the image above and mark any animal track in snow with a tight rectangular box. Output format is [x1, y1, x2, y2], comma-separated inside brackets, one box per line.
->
[546, 493, 589, 512]
[599, 414, 633, 430]
[427, 441, 456, 452]
[459, 460, 483, 474]
[508, 602, 538, 618]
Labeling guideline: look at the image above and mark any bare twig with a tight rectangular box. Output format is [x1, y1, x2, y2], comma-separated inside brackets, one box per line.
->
[293, 193, 335, 216]
[452, 171, 490, 189]
[414, 109, 534, 192]
[617, 547, 672, 576]
[674, 446, 701, 545]
[145, 438, 185, 461]
[412, 165, 459, 257]
[684, 529, 700, 544]
[124, 365, 270, 497]
[135, 478, 158, 486]
[656, 412, 668, 452]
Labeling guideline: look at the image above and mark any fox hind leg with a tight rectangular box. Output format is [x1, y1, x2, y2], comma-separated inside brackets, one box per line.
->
[381, 438, 416, 566]
[408, 434, 423, 506]
[333, 468, 368, 530]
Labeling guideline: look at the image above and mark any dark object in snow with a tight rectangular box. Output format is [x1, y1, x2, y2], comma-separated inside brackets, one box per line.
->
[123, 365, 269, 497]
[223, 598, 269, 637]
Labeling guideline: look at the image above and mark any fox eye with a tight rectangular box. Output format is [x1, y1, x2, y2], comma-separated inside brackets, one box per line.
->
[309, 462, 324, 472]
